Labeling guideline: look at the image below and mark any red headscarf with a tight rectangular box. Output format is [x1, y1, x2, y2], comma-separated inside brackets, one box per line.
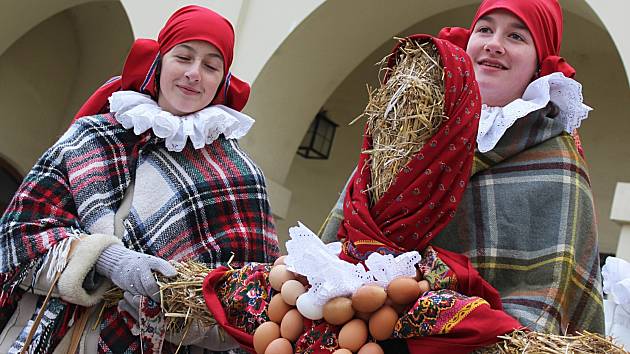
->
[74, 5, 250, 120]
[439, 0, 575, 78]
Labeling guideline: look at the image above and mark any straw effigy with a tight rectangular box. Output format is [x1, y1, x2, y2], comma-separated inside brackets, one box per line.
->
[351, 39, 446, 204]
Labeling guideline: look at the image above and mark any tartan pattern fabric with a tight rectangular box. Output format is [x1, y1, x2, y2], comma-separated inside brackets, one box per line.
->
[432, 106, 604, 334]
[0, 113, 279, 353]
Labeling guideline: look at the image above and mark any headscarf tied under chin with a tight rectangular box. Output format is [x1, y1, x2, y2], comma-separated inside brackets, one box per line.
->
[73, 5, 250, 120]
[439, 0, 575, 78]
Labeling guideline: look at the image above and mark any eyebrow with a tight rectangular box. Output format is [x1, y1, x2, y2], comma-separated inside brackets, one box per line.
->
[477, 15, 529, 31]
[177, 44, 223, 61]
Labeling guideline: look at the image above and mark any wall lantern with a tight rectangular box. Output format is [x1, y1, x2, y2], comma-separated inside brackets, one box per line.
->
[297, 111, 338, 159]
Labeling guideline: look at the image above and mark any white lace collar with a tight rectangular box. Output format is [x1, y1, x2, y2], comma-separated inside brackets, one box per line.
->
[108, 90, 254, 152]
[477, 72, 592, 153]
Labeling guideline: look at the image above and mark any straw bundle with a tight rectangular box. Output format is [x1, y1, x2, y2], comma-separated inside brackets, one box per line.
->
[478, 330, 627, 353]
[103, 260, 215, 332]
[353, 39, 446, 204]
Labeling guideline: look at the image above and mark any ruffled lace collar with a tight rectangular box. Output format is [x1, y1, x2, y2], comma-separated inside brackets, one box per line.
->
[478, 72, 591, 153]
[109, 91, 254, 152]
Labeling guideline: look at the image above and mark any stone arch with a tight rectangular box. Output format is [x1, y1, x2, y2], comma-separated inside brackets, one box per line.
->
[0, 1, 132, 173]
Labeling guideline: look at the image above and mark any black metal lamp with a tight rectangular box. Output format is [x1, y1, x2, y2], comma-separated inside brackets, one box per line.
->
[297, 111, 338, 159]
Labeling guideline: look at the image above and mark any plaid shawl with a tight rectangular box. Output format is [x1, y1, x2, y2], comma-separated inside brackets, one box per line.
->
[432, 104, 604, 334]
[0, 113, 279, 353]
[320, 104, 604, 335]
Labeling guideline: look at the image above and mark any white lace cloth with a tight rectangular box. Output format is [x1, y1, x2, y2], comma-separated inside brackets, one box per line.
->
[284, 222, 420, 317]
[602, 257, 630, 347]
[477, 72, 591, 153]
[109, 91, 254, 152]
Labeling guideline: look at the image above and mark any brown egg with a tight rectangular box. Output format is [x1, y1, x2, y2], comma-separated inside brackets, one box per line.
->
[418, 280, 431, 294]
[338, 319, 368, 352]
[358, 342, 385, 354]
[323, 297, 355, 325]
[368, 305, 398, 340]
[264, 337, 293, 354]
[354, 310, 372, 322]
[387, 277, 421, 305]
[281, 280, 306, 306]
[268, 294, 292, 324]
[333, 348, 352, 354]
[280, 309, 304, 342]
[332, 349, 353, 354]
[273, 255, 287, 266]
[352, 285, 387, 313]
[269, 265, 296, 291]
[253, 321, 280, 354]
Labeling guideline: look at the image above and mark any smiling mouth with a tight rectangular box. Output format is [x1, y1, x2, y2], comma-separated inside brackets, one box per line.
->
[177, 85, 200, 95]
[479, 60, 507, 70]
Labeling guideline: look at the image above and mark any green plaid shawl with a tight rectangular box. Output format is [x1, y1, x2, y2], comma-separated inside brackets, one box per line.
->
[320, 106, 604, 334]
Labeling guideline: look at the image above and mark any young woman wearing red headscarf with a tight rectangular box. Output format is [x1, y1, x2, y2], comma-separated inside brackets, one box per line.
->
[430, 0, 604, 334]
[0, 5, 278, 353]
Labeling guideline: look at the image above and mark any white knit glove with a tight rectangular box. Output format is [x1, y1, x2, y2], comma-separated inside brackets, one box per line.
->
[96, 244, 177, 302]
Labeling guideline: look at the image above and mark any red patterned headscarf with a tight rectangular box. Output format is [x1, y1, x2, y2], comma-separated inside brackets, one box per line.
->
[74, 5, 250, 120]
[439, 0, 575, 78]
[338, 34, 480, 261]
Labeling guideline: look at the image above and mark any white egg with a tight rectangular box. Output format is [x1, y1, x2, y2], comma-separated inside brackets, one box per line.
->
[296, 292, 323, 320]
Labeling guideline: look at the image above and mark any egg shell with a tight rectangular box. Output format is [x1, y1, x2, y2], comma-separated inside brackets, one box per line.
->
[268, 294, 292, 324]
[264, 337, 293, 354]
[296, 293, 323, 320]
[358, 342, 385, 354]
[269, 265, 296, 291]
[352, 285, 387, 313]
[253, 321, 280, 354]
[273, 255, 287, 266]
[368, 305, 398, 340]
[280, 309, 304, 342]
[419, 280, 431, 294]
[354, 311, 372, 322]
[388, 277, 421, 305]
[338, 319, 368, 352]
[281, 280, 306, 306]
[333, 349, 352, 354]
[323, 297, 355, 325]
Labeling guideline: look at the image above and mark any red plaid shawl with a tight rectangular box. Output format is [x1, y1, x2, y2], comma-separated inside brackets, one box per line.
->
[0, 113, 278, 353]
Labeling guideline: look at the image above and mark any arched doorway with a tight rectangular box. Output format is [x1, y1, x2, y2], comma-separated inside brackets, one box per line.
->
[0, 1, 133, 173]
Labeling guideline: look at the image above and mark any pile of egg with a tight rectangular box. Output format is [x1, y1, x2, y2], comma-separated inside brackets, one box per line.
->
[253, 256, 431, 354]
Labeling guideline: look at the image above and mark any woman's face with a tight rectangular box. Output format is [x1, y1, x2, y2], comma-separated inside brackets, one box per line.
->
[158, 40, 225, 116]
[466, 9, 538, 107]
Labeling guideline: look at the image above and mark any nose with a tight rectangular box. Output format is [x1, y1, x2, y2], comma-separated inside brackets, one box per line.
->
[483, 35, 505, 55]
[185, 62, 201, 82]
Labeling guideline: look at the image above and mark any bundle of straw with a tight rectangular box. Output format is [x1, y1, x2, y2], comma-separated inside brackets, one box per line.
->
[103, 260, 215, 332]
[478, 330, 627, 353]
[352, 39, 446, 204]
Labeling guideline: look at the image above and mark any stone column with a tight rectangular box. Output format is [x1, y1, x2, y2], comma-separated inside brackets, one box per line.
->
[611, 182, 630, 260]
